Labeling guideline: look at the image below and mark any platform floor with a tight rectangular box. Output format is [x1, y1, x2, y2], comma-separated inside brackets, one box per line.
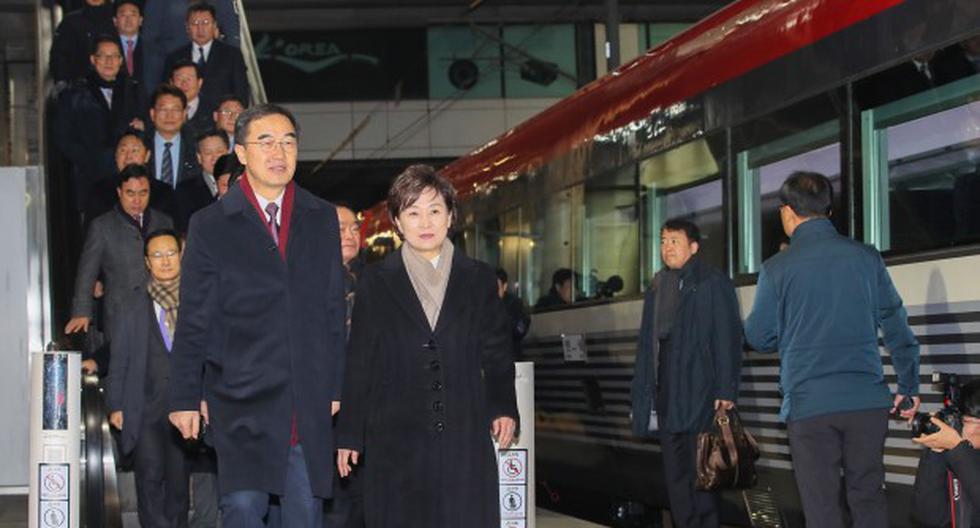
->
[0, 495, 610, 528]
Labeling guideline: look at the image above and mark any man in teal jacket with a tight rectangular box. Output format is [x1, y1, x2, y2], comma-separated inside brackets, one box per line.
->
[745, 171, 920, 528]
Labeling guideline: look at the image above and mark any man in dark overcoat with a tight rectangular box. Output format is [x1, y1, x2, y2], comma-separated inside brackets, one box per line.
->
[53, 35, 141, 216]
[168, 103, 346, 528]
[630, 218, 743, 528]
[108, 229, 191, 527]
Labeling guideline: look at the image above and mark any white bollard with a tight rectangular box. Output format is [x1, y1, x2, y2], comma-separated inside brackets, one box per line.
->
[28, 351, 81, 528]
[499, 361, 535, 528]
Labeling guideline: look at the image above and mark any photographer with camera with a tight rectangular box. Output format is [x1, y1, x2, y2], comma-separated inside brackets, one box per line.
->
[911, 377, 980, 527]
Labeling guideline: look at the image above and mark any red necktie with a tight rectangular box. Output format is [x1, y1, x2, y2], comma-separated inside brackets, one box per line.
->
[125, 39, 134, 76]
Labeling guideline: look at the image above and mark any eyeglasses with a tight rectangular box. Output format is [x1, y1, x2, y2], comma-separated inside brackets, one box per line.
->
[188, 18, 213, 27]
[243, 138, 299, 153]
[217, 110, 241, 117]
[148, 250, 179, 259]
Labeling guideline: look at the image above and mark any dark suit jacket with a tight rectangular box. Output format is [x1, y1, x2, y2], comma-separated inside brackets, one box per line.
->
[173, 174, 218, 234]
[117, 35, 146, 99]
[71, 207, 173, 335]
[141, 0, 242, 97]
[336, 249, 518, 527]
[143, 128, 202, 219]
[53, 75, 141, 211]
[169, 182, 347, 498]
[49, 3, 114, 83]
[183, 107, 216, 144]
[164, 40, 248, 117]
[107, 291, 172, 454]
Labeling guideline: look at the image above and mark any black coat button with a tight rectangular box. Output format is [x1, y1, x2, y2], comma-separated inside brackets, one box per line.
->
[434, 421, 445, 432]
[432, 401, 444, 412]
[423, 340, 437, 350]
[428, 360, 441, 371]
[431, 381, 443, 391]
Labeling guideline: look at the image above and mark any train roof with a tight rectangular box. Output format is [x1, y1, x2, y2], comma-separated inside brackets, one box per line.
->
[364, 0, 903, 233]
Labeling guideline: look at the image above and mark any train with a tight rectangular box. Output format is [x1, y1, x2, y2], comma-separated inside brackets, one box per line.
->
[360, 0, 980, 525]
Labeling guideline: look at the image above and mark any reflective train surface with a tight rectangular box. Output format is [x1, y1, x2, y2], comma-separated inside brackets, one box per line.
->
[360, 0, 980, 525]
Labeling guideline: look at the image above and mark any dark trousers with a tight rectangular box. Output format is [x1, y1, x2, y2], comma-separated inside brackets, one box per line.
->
[133, 413, 191, 528]
[220, 444, 323, 528]
[660, 431, 720, 528]
[324, 464, 364, 528]
[787, 408, 889, 528]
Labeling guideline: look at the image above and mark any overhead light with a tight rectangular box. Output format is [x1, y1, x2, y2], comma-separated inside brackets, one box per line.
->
[520, 59, 558, 86]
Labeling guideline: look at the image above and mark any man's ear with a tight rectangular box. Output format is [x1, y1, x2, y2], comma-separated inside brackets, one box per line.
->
[690, 241, 700, 255]
[234, 144, 247, 165]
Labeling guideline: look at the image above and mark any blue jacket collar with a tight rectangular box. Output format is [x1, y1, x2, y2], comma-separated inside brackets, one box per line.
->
[790, 217, 835, 243]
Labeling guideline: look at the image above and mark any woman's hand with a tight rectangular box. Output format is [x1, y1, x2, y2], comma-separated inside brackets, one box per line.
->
[337, 448, 360, 477]
[492, 417, 517, 449]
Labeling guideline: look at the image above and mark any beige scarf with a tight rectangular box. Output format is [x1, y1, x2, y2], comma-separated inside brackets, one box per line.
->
[147, 277, 180, 339]
[401, 240, 454, 330]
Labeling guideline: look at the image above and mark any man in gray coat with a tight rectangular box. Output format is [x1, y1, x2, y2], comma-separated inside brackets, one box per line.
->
[65, 163, 173, 338]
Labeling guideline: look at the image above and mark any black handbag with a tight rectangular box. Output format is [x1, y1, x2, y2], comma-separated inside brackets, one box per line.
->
[695, 407, 760, 491]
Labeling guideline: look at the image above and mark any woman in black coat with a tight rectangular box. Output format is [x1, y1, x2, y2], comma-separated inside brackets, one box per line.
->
[336, 165, 519, 528]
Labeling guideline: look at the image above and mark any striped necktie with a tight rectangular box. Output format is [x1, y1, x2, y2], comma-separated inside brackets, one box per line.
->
[161, 142, 174, 186]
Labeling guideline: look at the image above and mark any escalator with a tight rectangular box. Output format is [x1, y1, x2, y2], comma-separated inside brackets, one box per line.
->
[80, 374, 122, 528]
[33, 1, 268, 524]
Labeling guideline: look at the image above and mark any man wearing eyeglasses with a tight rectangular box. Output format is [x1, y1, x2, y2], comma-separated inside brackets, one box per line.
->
[142, 84, 202, 220]
[163, 2, 248, 119]
[213, 94, 246, 149]
[53, 35, 142, 219]
[169, 104, 347, 528]
[108, 227, 192, 528]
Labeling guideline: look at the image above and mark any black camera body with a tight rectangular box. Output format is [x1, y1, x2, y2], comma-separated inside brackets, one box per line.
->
[911, 372, 963, 437]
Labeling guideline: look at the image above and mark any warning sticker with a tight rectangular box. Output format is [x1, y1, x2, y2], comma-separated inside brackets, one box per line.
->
[498, 449, 527, 485]
[500, 484, 526, 520]
[39, 464, 69, 501]
[39, 500, 69, 528]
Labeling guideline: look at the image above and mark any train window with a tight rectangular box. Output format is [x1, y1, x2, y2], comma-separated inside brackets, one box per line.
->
[582, 165, 639, 300]
[529, 184, 584, 310]
[638, 138, 725, 286]
[861, 67, 980, 254]
[474, 208, 535, 302]
[736, 121, 841, 273]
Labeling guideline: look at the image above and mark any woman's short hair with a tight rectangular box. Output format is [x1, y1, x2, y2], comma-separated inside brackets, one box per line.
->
[386, 164, 456, 229]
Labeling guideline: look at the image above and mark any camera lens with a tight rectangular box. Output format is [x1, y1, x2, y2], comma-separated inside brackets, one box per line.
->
[910, 412, 939, 437]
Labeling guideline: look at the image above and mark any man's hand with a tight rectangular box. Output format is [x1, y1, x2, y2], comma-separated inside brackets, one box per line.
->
[129, 118, 145, 131]
[331, 401, 341, 416]
[81, 359, 98, 375]
[714, 399, 735, 411]
[64, 316, 90, 334]
[492, 416, 517, 449]
[199, 400, 209, 425]
[337, 449, 359, 477]
[892, 394, 921, 422]
[912, 417, 965, 452]
[109, 411, 123, 430]
[169, 411, 201, 440]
